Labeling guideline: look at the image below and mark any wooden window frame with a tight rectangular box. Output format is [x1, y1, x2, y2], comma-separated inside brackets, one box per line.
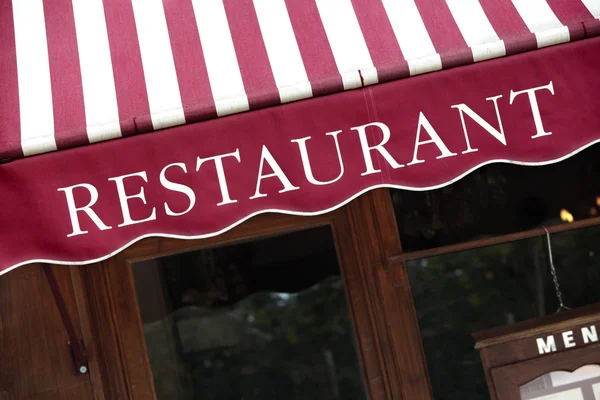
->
[385, 201, 600, 399]
[76, 189, 432, 400]
[389, 215, 600, 265]
[65, 186, 600, 400]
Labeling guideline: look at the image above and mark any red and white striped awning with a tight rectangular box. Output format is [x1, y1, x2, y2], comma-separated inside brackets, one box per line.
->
[1, 0, 599, 159]
[2, 0, 600, 275]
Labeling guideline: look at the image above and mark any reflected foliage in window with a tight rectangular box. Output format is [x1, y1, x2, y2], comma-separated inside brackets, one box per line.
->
[393, 144, 600, 252]
[408, 225, 600, 400]
[131, 226, 367, 400]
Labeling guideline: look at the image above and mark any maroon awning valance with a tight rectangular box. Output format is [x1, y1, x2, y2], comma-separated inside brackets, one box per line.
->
[1, 36, 600, 274]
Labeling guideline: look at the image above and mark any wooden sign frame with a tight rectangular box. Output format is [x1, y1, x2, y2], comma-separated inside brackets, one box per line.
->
[473, 303, 600, 400]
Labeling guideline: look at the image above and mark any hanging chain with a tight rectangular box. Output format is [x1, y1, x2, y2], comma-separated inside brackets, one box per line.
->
[542, 227, 570, 313]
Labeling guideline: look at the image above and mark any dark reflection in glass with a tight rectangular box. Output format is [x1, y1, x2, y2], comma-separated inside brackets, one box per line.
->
[131, 226, 367, 400]
[392, 144, 600, 252]
[544, 225, 600, 311]
[407, 225, 600, 400]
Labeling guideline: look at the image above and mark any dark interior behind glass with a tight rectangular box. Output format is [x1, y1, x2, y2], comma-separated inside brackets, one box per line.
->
[131, 226, 367, 400]
[408, 225, 600, 400]
[393, 144, 600, 252]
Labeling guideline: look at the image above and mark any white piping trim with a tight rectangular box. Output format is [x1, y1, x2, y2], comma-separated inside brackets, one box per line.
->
[3, 139, 600, 277]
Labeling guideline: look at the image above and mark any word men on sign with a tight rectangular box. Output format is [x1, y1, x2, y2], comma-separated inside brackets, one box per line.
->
[536, 325, 599, 355]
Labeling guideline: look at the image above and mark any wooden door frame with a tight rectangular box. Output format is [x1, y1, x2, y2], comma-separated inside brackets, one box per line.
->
[75, 189, 432, 400]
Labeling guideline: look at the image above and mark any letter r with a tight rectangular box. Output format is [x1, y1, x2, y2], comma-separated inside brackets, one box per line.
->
[58, 183, 112, 237]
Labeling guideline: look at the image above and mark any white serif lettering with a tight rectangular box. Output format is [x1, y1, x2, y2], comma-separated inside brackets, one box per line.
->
[58, 183, 112, 237]
[408, 112, 457, 166]
[196, 149, 241, 206]
[250, 145, 299, 199]
[291, 131, 345, 185]
[451, 95, 506, 153]
[509, 81, 555, 139]
[108, 171, 157, 227]
[351, 122, 404, 176]
[160, 163, 196, 216]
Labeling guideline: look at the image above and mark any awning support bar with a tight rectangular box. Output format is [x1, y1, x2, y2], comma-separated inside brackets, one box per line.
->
[42, 264, 89, 375]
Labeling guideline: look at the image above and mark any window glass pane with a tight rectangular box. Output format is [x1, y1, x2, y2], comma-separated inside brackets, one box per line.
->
[393, 144, 600, 252]
[131, 226, 367, 400]
[407, 225, 600, 400]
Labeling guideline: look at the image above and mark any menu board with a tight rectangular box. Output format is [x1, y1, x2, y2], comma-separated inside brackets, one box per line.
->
[520, 366, 600, 400]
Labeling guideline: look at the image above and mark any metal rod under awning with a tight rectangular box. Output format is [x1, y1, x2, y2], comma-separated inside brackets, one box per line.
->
[42, 264, 89, 376]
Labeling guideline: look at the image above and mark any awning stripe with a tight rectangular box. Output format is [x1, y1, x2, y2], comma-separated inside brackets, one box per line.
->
[381, 0, 442, 76]
[225, 0, 286, 110]
[131, 0, 185, 130]
[2, 0, 600, 160]
[0, 0, 21, 159]
[582, 0, 600, 17]
[284, 0, 344, 97]
[72, 0, 121, 143]
[350, 0, 409, 82]
[13, 0, 56, 156]
[163, 0, 216, 123]
[512, 0, 570, 48]
[44, 0, 86, 151]
[315, 0, 378, 90]
[192, 0, 249, 117]
[253, 0, 312, 104]
[446, 0, 506, 62]
[102, 0, 153, 137]
[415, 0, 473, 69]
[478, 0, 537, 55]
[546, 0, 596, 40]
[547, 0, 596, 23]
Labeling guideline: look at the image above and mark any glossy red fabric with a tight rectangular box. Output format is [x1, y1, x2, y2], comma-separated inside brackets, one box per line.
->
[1, 38, 600, 274]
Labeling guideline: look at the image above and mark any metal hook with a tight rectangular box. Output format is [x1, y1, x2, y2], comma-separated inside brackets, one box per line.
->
[542, 227, 570, 313]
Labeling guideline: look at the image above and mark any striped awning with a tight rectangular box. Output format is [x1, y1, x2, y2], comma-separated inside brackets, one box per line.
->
[1, 0, 599, 159]
[2, 0, 600, 275]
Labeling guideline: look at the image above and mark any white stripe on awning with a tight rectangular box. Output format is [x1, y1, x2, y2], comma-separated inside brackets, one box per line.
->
[131, 0, 185, 130]
[315, 0, 377, 89]
[381, 0, 442, 76]
[581, 0, 600, 18]
[511, 0, 570, 48]
[12, 0, 56, 156]
[446, 0, 506, 62]
[253, 0, 312, 103]
[192, 0, 249, 117]
[72, 0, 121, 143]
